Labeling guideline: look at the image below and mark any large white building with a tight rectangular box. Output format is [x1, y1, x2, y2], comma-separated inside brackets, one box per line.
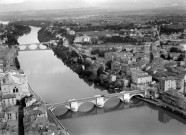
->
[0, 71, 30, 100]
[131, 69, 152, 85]
[74, 35, 91, 44]
[159, 76, 176, 92]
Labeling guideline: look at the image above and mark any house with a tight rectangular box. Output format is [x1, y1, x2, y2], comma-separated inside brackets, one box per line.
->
[110, 74, 117, 82]
[146, 87, 159, 99]
[69, 30, 75, 35]
[4, 106, 19, 121]
[25, 96, 37, 107]
[74, 35, 91, 44]
[159, 76, 176, 92]
[131, 69, 152, 85]
[121, 78, 130, 88]
[111, 61, 121, 72]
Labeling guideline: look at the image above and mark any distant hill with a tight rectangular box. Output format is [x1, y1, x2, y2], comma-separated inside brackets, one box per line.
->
[0, 8, 108, 21]
[124, 5, 186, 15]
[0, 6, 186, 21]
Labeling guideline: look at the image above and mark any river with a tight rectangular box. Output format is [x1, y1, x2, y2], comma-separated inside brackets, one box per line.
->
[18, 26, 186, 135]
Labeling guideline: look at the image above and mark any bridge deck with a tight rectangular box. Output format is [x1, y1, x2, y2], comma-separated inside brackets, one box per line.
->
[18, 42, 52, 46]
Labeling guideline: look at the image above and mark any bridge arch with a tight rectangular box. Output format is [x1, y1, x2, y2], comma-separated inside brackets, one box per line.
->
[52, 106, 70, 116]
[128, 94, 144, 102]
[104, 96, 124, 108]
[18, 45, 27, 51]
[77, 101, 96, 112]
[39, 44, 47, 49]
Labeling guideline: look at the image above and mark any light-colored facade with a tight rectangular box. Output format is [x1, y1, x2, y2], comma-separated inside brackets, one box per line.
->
[159, 77, 177, 92]
[74, 35, 91, 43]
[2, 94, 16, 108]
[1, 71, 30, 100]
[131, 69, 152, 85]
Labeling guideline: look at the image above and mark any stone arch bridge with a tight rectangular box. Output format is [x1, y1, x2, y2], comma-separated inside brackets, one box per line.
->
[17, 41, 55, 51]
[47, 90, 146, 112]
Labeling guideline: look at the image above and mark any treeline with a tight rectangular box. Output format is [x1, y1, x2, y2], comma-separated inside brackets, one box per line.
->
[9, 23, 31, 35]
[160, 25, 184, 35]
[38, 27, 55, 42]
[71, 23, 136, 32]
[14, 20, 51, 27]
[99, 35, 151, 44]
[5, 23, 31, 46]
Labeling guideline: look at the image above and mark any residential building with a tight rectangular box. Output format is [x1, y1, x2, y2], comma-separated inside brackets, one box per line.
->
[159, 76, 176, 92]
[25, 96, 37, 107]
[110, 74, 117, 82]
[111, 61, 121, 72]
[74, 35, 91, 43]
[131, 69, 152, 85]
[4, 106, 18, 121]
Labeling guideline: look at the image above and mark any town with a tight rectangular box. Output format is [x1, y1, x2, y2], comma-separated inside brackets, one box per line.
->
[0, 11, 186, 135]
[37, 16, 186, 113]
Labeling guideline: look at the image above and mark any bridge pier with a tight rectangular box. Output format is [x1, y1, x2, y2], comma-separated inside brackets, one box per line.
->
[70, 101, 78, 112]
[124, 93, 130, 103]
[95, 95, 104, 107]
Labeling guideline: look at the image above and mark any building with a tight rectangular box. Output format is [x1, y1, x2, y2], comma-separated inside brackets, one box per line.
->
[111, 61, 121, 72]
[25, 96, 37, 107]
[159, 76, 176, 92]
[74, 35, 91, 44]
[4, 106, 18, 121]
[0, 71, 30, 100]
[105, 52, 133, 63]
[2, 94, 16, 108]
[131, 69, 152, 85]
[0, 58, 4, 72]
[110, 74, 117, 82]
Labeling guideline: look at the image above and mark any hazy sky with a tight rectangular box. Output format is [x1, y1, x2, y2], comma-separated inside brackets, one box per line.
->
[0, 0, 185, 12]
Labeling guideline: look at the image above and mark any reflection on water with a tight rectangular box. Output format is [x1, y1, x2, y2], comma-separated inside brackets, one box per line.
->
[54, 100, 144, 120]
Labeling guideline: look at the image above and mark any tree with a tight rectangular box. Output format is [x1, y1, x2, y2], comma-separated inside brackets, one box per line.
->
[170, 47, 181, 53]
[97, 66, 104, 77]
[177, 53, 185, 61]
[106, 60, 112, 70]
[58, 39, 63, 46]
[160, 54, 166, 59]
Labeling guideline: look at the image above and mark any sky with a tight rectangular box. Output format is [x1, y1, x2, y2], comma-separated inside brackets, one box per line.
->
[0, 0, 185, 12]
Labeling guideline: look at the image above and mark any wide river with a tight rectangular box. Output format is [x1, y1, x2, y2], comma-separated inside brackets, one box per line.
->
[18, 26, 186, 135]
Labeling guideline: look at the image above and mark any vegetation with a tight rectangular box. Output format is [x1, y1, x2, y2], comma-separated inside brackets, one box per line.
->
[91, 49, 105, 57]
[14, 57, 20, 69]
[38, 27, 55, 42]
[14, 20, 51, 27]
[170, 47, 182, 53]
[3, 23, 31, 46]
[160, 25, 184, 35]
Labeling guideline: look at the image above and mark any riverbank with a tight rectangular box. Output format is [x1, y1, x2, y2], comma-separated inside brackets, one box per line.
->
[139, 97, 186, 119]
[52, 45, 123, 93]
[4, 23, 31, 46]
